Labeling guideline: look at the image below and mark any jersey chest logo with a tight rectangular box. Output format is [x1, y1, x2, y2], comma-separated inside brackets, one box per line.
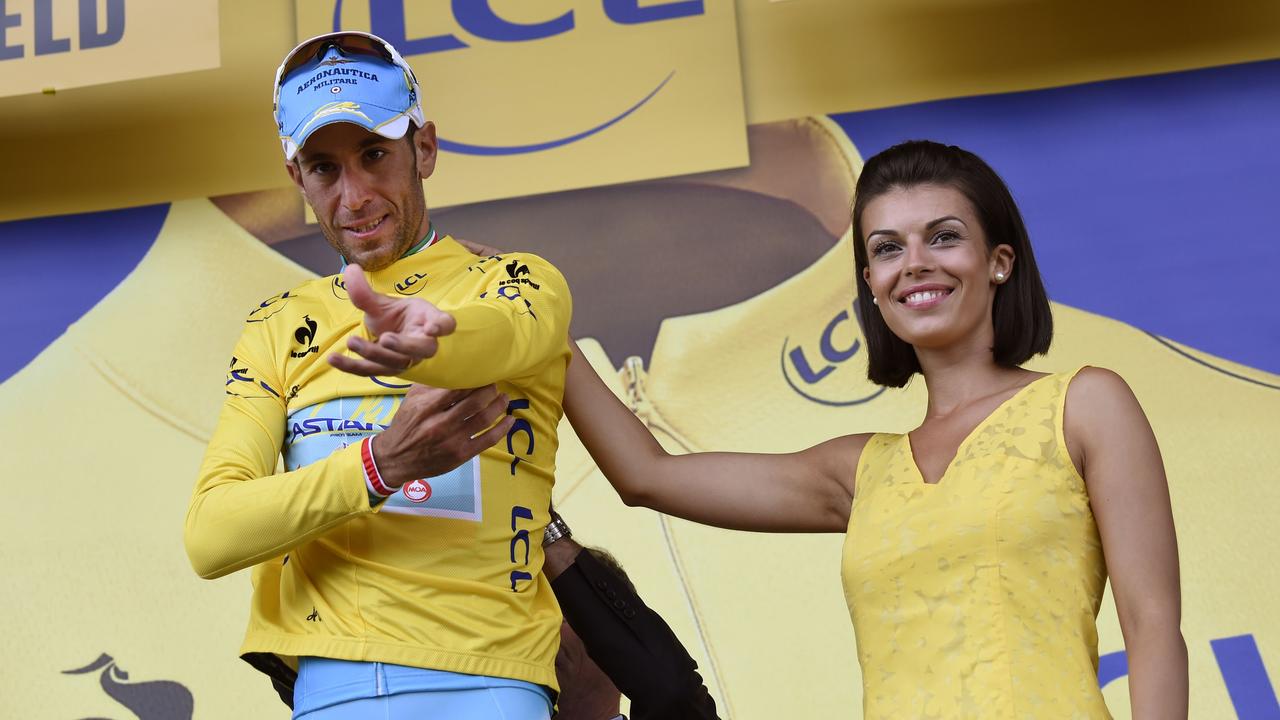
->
[381, 457, 482, 521]
[284, 396, 483, 522]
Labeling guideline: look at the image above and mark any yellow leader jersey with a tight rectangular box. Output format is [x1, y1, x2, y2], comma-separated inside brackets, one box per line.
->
[184, 235, 572, 690]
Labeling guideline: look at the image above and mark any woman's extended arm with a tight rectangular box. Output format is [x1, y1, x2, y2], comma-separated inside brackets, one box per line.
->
[563, 342, 862, 533]
[1067, 367, 1188, 719]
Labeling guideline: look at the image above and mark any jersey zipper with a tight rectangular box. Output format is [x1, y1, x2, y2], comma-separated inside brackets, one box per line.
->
[622, 355, 648, 418]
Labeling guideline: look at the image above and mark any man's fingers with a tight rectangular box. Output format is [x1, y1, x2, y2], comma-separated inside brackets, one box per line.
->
[348, 336, 417, 372]
[344, 264, 394, 317]
[402, 383, 471, 412]
[384, 308, 456, 342]
[466, 414, 517, 455]
[428, 311, 457, 337]
[440, 385, 502, 425]
[328, 352, 405, 378]
[381, 332, 441, 361]
[458, 390, 510, 438]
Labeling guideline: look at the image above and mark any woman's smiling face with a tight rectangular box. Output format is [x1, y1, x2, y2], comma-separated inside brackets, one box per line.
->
[861, 183, 1013, 353]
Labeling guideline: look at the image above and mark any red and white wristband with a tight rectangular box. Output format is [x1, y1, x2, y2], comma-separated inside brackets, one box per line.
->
[361, 436, 395, 500]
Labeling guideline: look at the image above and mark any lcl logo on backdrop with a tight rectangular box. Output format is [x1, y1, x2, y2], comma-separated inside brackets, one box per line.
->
[329, 0, 705, 155]
[782, 300, 886, 407]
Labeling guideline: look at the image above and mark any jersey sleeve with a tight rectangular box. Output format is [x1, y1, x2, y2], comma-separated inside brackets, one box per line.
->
[400, 252, 572, 388]
[184, 318, 374, 580]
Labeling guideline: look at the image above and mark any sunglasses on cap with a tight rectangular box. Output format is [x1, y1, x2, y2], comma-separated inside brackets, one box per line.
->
[272, 31, 423, 120]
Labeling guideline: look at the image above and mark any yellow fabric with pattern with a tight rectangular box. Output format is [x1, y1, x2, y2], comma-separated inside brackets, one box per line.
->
[843, 368, 1110, 719]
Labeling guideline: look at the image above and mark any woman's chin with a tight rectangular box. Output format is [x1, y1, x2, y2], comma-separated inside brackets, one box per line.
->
[890, 325, 970, 352]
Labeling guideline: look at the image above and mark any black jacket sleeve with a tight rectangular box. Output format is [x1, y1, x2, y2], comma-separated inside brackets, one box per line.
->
[550, 549, 720, 720]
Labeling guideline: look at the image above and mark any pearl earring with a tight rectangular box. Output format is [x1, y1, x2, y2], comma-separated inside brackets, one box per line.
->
[995, 272, 1006, 282]
[872, 297, 879, 305]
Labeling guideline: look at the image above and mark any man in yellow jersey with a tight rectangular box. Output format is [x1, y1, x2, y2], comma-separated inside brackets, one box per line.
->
[184, 31, 572, 719]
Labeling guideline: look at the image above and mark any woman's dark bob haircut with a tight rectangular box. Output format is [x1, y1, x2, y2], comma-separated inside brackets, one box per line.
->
[852, 140, 1053, 388]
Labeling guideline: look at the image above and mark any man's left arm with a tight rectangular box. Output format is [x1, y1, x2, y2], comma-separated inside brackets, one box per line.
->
[332, 253, 572, 388]
[420, 252, 572, 387]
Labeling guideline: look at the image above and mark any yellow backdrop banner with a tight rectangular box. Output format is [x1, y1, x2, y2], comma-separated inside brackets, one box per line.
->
[295, 0, 749, 206]
[0, 0, 220, 97]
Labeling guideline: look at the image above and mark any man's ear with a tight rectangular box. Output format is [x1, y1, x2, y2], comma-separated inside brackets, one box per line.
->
[412, 121, 439, 180]
[285, 160, 304, 191]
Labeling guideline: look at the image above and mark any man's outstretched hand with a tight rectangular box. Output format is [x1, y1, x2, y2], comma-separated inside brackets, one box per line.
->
[329, 263, 457, 377]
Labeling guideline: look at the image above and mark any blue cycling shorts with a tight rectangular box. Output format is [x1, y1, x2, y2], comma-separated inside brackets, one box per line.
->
[293, 656, 552, 720]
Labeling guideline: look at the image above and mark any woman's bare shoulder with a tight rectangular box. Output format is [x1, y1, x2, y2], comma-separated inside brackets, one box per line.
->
[1067, 366, 1140, 415]
[1064, 366, 1150, 457]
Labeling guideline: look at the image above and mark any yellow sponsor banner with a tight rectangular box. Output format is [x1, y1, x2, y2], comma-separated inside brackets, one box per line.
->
[735, 0, 1280, 123]
[295, 0, 749, 206]
[0, 0, 220, 97]
[5, 1, 1280, 221]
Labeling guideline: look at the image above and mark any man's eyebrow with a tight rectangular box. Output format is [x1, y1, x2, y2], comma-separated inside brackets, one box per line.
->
[359, 135, 392, 149]
[297, 135, 392, 163]
[296, 150, 331, 163]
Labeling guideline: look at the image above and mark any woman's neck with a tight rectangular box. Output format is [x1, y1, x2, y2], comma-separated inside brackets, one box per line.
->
[916, 342, 1032, 419]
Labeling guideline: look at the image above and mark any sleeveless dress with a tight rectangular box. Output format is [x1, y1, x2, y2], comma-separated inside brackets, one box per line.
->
[841, 369, 1111, 719]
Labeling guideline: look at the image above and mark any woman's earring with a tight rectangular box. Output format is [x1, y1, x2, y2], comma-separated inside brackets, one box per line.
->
[994, 272, 1006, 282]
[872, 296, 879, 305]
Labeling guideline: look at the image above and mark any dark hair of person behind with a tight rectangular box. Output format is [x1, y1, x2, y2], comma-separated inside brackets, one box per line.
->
[585, 546, 636, 595]
[851, 140, 1053, 387]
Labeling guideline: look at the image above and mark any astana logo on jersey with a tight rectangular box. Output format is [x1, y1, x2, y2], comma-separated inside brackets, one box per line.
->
[284, 396, 481, 521]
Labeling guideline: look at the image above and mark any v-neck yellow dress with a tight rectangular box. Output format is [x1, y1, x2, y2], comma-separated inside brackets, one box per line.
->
[842, 369, 1112, 719]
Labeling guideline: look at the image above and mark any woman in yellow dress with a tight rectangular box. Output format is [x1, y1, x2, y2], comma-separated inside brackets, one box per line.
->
[339, 140, 1187, 718]
[557, 140, 1186, 719]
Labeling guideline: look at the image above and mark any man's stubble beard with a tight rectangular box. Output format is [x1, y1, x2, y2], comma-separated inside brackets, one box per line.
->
[320, 155, 426, 272]
[322, 203, 421, 271]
